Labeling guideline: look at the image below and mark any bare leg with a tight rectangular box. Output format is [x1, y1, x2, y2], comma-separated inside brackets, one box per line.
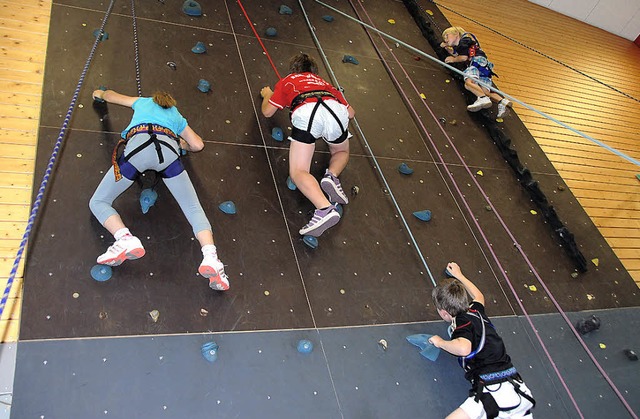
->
[195, 229, 214, 247]
[289, 140, 331, 209]
[327, 140, 349, 177]
[464, 79, 486, 98]
[446, 408, 471, 419]
[103, 214, 127, 236]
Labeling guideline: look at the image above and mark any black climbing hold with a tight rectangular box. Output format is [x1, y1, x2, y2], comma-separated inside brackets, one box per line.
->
[91, 264, 112, 282]
[444, 267, 454, 278]
[271, 127, 284, 142]
[166, 61, 177, 70]
[278, 4, 293, 15]
[218, 201, 236, 215]
[413, 210, 431, 222]
[303, 235, 318, 249]
[183, 0, 202, 16]
[322, 15, 334, 22]
[191, 41, 206, 54]
[398, 162, 414, 175]
[265, 27, 277, 37]
[575, 315, 601, 335]
[197, 79, 210, 93]
[623, 349, 638, 361]
[92, 29, 108, 42]
[439, 117, 446, 124]
[342, 55, 359, 65]
[351, 185, 359, 196]
[201, 341, 219, 363]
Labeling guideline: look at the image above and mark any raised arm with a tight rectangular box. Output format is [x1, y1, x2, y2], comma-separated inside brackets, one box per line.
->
[92, 89, 138, 108]
[447, 262, 485, 306]
[260, 86, 278, 118]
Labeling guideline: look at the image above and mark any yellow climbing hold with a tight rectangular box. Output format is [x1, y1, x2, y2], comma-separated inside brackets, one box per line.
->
[599, 343, 606, 349]
[264, 290, 270, 296]
[420, 93, 426, 99]
[587, 294, 595, 300]
[388, 19, 396, 24]
[496, 118, 504, 123]
[528, 285, 537, 292]
[445, 79, 450, 83]
[530, 210, 538, 215]
[425, 9, 434, 16]
[591, 258, 599, 267]
[476, 170, 484, 176]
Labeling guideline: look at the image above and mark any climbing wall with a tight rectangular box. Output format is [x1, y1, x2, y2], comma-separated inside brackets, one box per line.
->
[12, 0, 640, 417]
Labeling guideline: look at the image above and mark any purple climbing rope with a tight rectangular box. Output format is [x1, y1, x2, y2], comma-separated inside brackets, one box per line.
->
[0, 0, 117, 320]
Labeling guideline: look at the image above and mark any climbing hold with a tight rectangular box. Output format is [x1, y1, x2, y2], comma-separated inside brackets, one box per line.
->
[342, 55, 359, 65]
[265, 27, 277, 37]
[351, 185, 359, 196]
[335, 203, 343, 217]
[528, 285, 537, 292]
[218, 201, 236, 215]
[271, 127, 284, 142]
[476, 170, 484, 176]
[599, 343, 606, 349]
[413, 210, 432, 222]
[303, 235, 318, 249]
[378, 339, 388, 351]
[425, 9, 434, 16]
[139, 188, 158, 214]
[387, 19, 396, 24]
[485, 205, 492, 211]
[197, 79, 210, 93]
[636, 174, 640, 181]
[201, 341, 219, 363]
[398, 162, 414, 175]
[557, 185, 565, 191]
[570, 272, 579, 278]
[530, 209, 538, 215]
[286, 176, 297, 190]
[180, 148, 188, 156]
[92, 29, 109, 42]
[93, 85, 107, 103]
[406, 334, 440, 361]
[191, 41, 206, 54]
[496, 118, 504, 123]
[591, 258, 599, 267]
[575, 315, 600, 335]
[444, 267, 454, 278]
[322, 15, 334, 22]
[166, 61, 177, 70]
[623, 349, 638, 361]
[419, 93, 427, 100]
[91, 264, 112, 282]
[414, 56, 421, 61]
[297, 339, 314, 354]
[149, 310, 160, 323]
[445, 79, 451, 83]
[449, 119, 457, 125]
[439, 117, 446, 124]
[182, 0, 202, 16]
[278, 4, 293, 15]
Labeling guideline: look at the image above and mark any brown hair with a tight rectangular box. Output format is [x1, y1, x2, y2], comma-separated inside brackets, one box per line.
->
[432, 279, 470, 317]
[288, 53, 318, 74]
[152, 91, 177, 109]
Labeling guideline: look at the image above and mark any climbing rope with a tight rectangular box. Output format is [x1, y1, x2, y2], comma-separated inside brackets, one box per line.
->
[432, 0, 640, 104]
[131, 0, 143, 96]
[0, 0, 116, 320]
[313, 0, 640, 168]
[341, 1, 637, 417]
[297, 1, 437, 287]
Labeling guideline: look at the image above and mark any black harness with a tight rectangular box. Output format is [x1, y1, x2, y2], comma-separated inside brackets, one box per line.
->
[290, 91, 348, 144]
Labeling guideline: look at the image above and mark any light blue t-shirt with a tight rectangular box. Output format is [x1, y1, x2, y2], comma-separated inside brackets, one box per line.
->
[121, 97, 188, 138]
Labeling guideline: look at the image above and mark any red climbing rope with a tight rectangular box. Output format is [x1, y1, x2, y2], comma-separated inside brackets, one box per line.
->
[236, 0, 282, 79]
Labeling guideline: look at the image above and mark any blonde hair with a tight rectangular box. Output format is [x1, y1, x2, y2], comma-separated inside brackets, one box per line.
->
[432, 279, 470, 317]
[442, 26, 466, 40]
[152, 91, 177, 109]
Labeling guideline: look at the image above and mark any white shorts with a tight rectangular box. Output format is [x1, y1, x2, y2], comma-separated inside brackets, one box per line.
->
[460, 381, 534, 419]
[290, 99, 350, 143]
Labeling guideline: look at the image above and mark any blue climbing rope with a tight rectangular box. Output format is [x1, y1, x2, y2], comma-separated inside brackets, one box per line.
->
[312, 0, 640, 168]
[297, 0, 437, 287]
[0, 0, 117, 320]
[131, 0, 143, 96]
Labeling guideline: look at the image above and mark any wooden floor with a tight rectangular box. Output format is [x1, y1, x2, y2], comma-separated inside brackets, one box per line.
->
[0, 0, 638, 343]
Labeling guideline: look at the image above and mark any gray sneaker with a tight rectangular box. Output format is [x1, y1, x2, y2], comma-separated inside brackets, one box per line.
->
[467, 96, 492, 112]
[320, 170, 349, 204]
[497, 98, 512, 118]
[299, 205, 341, 237]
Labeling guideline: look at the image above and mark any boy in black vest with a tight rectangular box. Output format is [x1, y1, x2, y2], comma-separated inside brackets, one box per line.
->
[429, 262, 535, 418]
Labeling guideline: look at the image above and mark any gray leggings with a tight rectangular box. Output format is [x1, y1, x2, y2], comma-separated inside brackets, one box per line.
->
[89, 133, 212, 236]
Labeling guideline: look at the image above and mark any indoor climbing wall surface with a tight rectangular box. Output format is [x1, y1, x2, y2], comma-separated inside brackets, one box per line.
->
[13, 0, 640, 417]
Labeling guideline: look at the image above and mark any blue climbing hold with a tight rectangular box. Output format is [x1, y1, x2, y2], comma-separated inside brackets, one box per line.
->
[398, 162, 414, 175]
[303, 235, 318, 249]
[218, 201, 236, 215]
[413, 210, 431, 222]
[286, 176, 297, 190]
[335, 203, 343, 218]
[271, 127, 284, 142]
[91, 264, 113, 282]
[342, 55, 359, 65]
[92, 29, 108, 42]
[297, 339, 314, 354]
[182, 0, 202, 16]
[265, 27, 277, 37]
[191, 41, 206, 54]
[139, 188, 158, 215]
[94, 85, 107, 103]
[278, 4, 293, 15]
[322, 15, 334, 22]
[444, 267, 454, 278]
[180, 148, 188, 156]
[201, 341, 219, 363]
[406, 334, 440, 361]
[197, 79, 210, 93]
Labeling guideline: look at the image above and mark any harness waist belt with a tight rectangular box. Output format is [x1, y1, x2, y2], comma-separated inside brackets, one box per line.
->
[125, 123, 177, 141]
[479, 367, 518, 383]
[291, 90, 337, 111]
